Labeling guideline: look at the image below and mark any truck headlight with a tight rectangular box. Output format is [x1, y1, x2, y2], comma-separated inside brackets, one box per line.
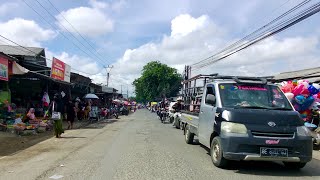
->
[296, 126, 312, 137]
[221, 122, 248, 136]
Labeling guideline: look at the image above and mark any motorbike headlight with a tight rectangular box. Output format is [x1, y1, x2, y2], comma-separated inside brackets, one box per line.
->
[221, 122, 248, 136]
[296, 126, 312, 137]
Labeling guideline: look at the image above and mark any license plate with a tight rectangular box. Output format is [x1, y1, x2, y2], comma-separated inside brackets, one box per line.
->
[260, 147, 288, 157]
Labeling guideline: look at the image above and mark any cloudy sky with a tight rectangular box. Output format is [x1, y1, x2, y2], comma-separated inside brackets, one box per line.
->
[0, 0, 320, 95]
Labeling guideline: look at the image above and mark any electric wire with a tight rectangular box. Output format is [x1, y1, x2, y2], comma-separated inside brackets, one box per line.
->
[45, 0, 110, 66]
[0, 34, 106, 76]
[22, 0, 108, 67]
[33, 0, 109, 66]
[191, 0, 315, 69]
[192, 2, 320, 70]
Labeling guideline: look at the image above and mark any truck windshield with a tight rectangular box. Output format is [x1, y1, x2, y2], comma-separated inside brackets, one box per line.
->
[218, 83, 293, 110]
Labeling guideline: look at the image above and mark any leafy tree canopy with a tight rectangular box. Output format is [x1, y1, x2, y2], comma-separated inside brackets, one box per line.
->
[133, 61, 182, 102]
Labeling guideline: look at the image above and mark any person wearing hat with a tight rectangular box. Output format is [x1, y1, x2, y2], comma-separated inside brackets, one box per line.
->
[172, 97, 184, 127]
[173, 97, 183, 111]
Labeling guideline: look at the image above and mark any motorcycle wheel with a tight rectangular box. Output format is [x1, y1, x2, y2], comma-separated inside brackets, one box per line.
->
[170, 117, 174, 123]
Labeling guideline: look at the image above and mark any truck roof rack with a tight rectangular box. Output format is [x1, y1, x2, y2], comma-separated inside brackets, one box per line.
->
[207, 75, 268, 85]
[183, 73, 270, 84]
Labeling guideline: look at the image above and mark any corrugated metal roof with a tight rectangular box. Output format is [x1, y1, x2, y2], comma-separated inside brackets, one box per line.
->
[0, 45, 44, 56]
[102, 86, 118, 93]
[273, 67, 320, 80]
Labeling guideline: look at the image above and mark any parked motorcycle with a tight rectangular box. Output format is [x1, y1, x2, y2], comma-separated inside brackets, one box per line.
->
[120, 106, 129, 115]
[110, 107, 119, 119]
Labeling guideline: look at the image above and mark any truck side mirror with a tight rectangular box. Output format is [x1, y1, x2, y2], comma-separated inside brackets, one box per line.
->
[206, 94, 216, 106]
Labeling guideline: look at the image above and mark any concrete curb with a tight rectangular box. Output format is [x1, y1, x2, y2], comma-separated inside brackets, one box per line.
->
[313, 149, 320, 160]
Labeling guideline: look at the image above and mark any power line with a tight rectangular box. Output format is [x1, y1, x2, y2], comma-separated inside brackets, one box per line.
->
[22, 0, 108, 67]
[192, 1, 320, 70]
[33, 0, 109, 66]
[0, 34, 105, 76]
[45, 0, 110, 66]
[192, 0, 319, 70]
[192, 0, 311, 67]
[193, 0, 294, 65]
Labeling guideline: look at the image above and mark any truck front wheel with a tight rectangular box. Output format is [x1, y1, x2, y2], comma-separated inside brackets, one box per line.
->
[174, 119, 180, 129]
[210, 137, 228, 168]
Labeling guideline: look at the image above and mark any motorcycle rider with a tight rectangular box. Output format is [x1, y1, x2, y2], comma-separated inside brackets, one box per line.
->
[159, 98, 168, 120]
[172, 97, 183, 111]
[172, 97, 184, 127]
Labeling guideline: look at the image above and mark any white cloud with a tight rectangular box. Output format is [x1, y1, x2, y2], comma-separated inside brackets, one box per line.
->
[199, 36, 320, 76]
[0, 18, 56, 47]
[89, 0, 109, 9]
[106, 13, 320, 94]
[0, 2, 18, 16]
[56, 1, 114, 37]
[55, 52, 101, 75]
[171, 14, 209, 37]
[111, 0, 127, 12]
[46, 49, 102, 77]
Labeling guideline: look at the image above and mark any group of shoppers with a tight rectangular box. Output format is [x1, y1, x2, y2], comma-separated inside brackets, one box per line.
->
[25, 94, 92, 138]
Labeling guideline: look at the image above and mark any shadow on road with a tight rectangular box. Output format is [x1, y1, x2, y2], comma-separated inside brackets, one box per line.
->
[80, 119, 118, 129]
[196, 141, 320, 177]
[0, 119, 96, 157]
[0, 131, 53, 157]
[231, 159, 320, 177]
[60, 136, 86, 139]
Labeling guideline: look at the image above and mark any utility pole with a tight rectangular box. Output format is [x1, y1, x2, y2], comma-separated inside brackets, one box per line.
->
[121, 85, 123, 94]
[105, 65, 113, 87]
[127, 85, 129, 99]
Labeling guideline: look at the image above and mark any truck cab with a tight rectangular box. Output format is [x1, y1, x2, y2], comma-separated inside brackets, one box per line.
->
[180, 75, 313, 169]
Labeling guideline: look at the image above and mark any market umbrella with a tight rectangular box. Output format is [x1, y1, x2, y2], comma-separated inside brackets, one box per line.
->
[113, 99, 121, 103]
[83, 93, 99, 99]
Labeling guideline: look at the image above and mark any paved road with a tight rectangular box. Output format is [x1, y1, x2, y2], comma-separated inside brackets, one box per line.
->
[1, 110, 320, 180]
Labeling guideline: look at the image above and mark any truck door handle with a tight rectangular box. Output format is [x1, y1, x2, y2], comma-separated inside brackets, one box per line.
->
[200, 111, 204, 113]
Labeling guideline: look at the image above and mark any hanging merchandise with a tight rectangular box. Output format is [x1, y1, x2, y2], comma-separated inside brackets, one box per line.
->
[279, 79, 320, 125]
[42, 92, 50, 107]
[61, 91, 66, 98]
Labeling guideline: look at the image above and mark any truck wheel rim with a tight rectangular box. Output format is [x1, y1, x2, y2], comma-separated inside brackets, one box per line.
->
[212, 143, 220, 162]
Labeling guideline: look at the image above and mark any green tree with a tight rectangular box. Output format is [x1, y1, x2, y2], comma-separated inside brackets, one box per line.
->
[133, 61, 182, 102]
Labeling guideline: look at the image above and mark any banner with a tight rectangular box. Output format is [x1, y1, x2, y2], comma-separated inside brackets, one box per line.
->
[64, 64, 71, 82]
[0, 57, 9, 81]
[51, 57, 71, 83]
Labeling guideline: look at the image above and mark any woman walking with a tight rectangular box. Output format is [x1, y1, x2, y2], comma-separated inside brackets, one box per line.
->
[50, 94, 64, 138]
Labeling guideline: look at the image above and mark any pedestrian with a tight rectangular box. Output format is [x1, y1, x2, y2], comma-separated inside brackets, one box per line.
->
[50, 93, 64, 138]
[67, 100, 76, 130]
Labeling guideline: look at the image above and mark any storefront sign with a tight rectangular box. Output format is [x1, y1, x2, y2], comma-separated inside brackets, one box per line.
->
[51, 57, 71, 82]
[0, 57, 9, 81]
[64, 64, 71, 82]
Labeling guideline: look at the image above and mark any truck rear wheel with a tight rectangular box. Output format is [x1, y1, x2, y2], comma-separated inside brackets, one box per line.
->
[185, 125, 194, 144]
[210, 137, 228, 168]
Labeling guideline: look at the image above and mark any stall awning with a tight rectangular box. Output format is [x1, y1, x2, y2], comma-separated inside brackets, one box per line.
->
[12, 61, 29, 75]
[11, 62, 72, 85]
